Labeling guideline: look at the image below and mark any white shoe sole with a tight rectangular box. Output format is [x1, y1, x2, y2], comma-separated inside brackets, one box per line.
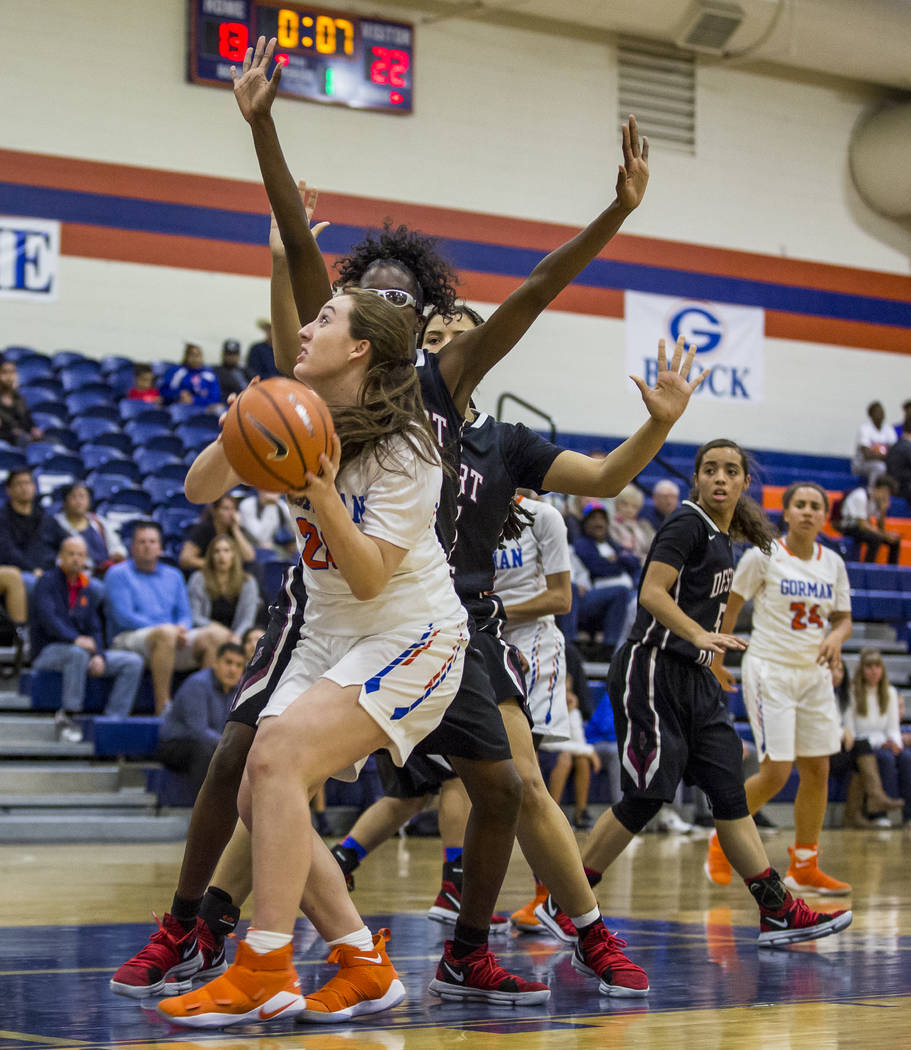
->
[158, 989, 304, 1028]
[427, 905, 510, 934]
[297, 979, 405, 1023]
[570, 953, 649, 997]
[162, 957, 229, 995]
[757, 908, 853, 948]
[783, 874, 852, 896]
[110, 949, 203, 999]
[428, 978, 550, 1004]
[533, 903, 577, 944]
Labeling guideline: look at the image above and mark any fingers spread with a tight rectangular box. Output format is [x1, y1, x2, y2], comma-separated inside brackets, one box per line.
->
[669, 333, 684, 373]
[656, 337, 667, 372]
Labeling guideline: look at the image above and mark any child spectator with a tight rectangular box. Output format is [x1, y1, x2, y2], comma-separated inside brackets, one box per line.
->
[539, 672, 601, 829]
[0, 358, 42, 445]
[52, 483, 126, 575]
[179, 495, 257, 573]
[126, 363, 162, 404]
[187, 536, 259, 640]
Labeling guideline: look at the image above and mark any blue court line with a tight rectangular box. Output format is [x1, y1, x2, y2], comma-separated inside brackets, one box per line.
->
[3, 182, 910, 326]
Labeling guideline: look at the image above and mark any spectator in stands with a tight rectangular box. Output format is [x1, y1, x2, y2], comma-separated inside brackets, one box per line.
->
[159, 342, 220, 408]
[187, 536, 259, 640]
[0, 358, 42, 446]
[843, 649, 909, 826]
[105, 522, 233, 713]
[241, 625, 264, 663]
[851, 400, 895, 487]
[214, 339, 248, 400]
[885, 431, 911, 505]
[156, 641, 246, 796]
[0, 470, 57, 592]
[237, 489, 295, 555]
[179, 494, 257, 572]
[0, 565, 28, 666]
[608, 483, 655, 563]
[540, 671, 601, 829]
[893, 399, 911, 442]
[572, 501, 638, 657]
[641, 478, 680, 531]
[246, 318, 279, 379]
[52, 483, 126, 576]
[839, 476, 901, 564]
[31, 536, 144, 743]
[126, 363, 162, 404]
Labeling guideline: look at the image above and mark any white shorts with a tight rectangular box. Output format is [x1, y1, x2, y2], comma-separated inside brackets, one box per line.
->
[504, 619, 570, 743]
[740, 652, 842, 763]
[112, 626, 208, 671]
[258, 616, 468, 782]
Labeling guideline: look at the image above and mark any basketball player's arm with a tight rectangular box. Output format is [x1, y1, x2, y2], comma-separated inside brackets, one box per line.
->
[640, 561, 747, 656]
[541, 337, 706, 497]
[502, 570, 573, 624]
[710, 591, 746, 692]
[184, 440, 244, 504]
[818, 610, 851, 669]
[436, 116, 649, 413]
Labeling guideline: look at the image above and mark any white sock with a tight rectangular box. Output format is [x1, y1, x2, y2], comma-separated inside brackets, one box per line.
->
[326, 925, 374, 952]
[245, 928, 292, 954]
[570, 906, 601, 929]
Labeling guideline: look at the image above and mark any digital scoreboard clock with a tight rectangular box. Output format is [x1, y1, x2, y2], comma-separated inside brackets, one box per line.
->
[189, 0, 414, 114]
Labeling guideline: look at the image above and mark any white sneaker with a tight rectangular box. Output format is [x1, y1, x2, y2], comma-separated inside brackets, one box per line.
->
[655, 808, 694, 834]
[871, 816, 892, 828]
[54, 711, 83, 743]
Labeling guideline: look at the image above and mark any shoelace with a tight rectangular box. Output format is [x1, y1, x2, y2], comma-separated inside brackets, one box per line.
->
[128, 913, 181, 968]
[461, 949, 514, 987]
[584, 927, 640, 972]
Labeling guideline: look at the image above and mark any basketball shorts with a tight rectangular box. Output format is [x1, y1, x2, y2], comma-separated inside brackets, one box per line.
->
[376, 748, 454, 799]
[740, 652, 842, 762]
[112, 626, 207, 671]
[258, 616, 468, 782]
[503, 618, 569, 743]
[607, 640, 744, 803]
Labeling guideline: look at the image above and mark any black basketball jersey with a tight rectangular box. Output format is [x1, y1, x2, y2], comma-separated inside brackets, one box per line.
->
[416, 349, 464, 556]
[450, 412, 562, 605]
[627, 500, 735, 666]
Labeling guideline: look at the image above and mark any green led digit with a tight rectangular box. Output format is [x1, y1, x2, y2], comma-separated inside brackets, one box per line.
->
[324, 66, 334, 95]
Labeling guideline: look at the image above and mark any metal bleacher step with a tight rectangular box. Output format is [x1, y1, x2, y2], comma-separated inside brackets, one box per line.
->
[0, 812, 190, 843]
[0, 762, 148, 795]
[0, 789, 157, 809]
[0, 714, 95, 758]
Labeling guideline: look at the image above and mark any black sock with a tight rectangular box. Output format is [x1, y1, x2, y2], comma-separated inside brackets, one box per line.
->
[745, 867, 788, 912]
[584, 866, 602, 889]
[330, 844, 361, 875]
[451, 921, 488, 960]
[442, 858, 463, 891]
[170, 893, 203, 931]
[198, 886, 240, 939]
[575, 915, 606, 942]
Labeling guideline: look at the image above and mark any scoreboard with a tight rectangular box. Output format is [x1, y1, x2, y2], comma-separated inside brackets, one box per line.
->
[189, 0, 414, 114]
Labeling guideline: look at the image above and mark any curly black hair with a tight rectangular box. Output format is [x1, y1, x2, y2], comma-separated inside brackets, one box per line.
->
[334, 220, 459, 318]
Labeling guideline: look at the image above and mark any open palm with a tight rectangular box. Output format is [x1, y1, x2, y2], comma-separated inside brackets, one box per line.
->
[616, 114, 649, 211]
[232, 36, 282, 123]
[632, 334, 707, 425]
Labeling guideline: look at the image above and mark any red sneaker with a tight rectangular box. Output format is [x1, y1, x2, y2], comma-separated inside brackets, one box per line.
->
[110, 913, 202, 998]
[426, 881, 510, 934]
[428, 941, 550, 1004]
[533, 895, 579, 944]
[571, 922, 649, 997]
[758, 892, 853, 948]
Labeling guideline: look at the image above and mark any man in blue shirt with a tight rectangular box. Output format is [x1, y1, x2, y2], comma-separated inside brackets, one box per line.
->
[32, 536, 144, 742]
[105, 523, 233, 713]
[156, 642, 247, 795]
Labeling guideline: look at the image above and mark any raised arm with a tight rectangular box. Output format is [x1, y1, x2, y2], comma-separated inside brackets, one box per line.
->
[232, 37, 332, 325]
[437, 116, 649, 413]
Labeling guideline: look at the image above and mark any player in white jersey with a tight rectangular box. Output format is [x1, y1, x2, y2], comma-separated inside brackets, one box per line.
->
[160, 288, 468, 1029]
[706, 482, 853, 896]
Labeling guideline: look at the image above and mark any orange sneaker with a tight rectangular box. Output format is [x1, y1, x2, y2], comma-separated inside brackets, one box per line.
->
[157, 940, 302, 1028]
[510, 883, 548, 932]
[783, 846, 851, 896]
[298, 928, 405, 1024]
[704, 831, 733, 886]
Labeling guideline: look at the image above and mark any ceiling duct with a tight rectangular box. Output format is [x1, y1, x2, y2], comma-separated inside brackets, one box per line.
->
[849, 103, 911, 220]
[674, 1, 744, 54]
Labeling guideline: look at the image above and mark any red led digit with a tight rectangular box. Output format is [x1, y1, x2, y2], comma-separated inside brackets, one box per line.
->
[388, 49, 409, 88]
[275, 52, 290, 66]
[370, 45, 389, 85]
[389, 91, 403, 105]
[217, 21, 249, 61]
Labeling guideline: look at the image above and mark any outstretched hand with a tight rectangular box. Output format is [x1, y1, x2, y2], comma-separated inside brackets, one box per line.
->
[631, 334, 707, 426]
[232, 36, 282, 123]
[616, 115, 649, 211]
[269, 180, 329, 258]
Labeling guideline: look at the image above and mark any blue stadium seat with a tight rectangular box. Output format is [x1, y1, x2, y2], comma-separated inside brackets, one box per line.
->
[727, 686, 748, 720]
[0, 449, 28, 476]
[156, 507, 196, 537]
[846, 563, 866, 589]
[52, 350, 91, 370]
[80, 445, 130, 472]
[136, 450, 183, 477]
[106, 366, 135, 397]
[850, 592, 871, 620]
[864, 565, 900, 592]
[152, 461, 189, 482]
[91, 431, 133, 455]
[100, 355, 134, 374]
[40, 425, 78, 450]
[120, 400, 162, 422]
[162, 491, 196, 515]
[896, 568, 911, 594]
[72, 417, 121, 444]
[2, 345, 39, 361]
[262, 560, 293, 603]
[175, 423, 217, 452]
[97, 504, 149, 540]
[90, 459, 142, 485]
[144, 434, 185, 456]
[25, 442, 67, 467]
[91, 716, 162, 758]
[145, 477, 184, 505]
[16, 358, 55, 383]
[66, 388, 115, 415]
[27, 400, 70, 423]
[79, 404, 122, 423]
[35, 454, 84, 494]
[59, 361, 104, 390]
[124, 419, 171, 445]
[169, 404, 219, 425]
[32, 411, 68, 432]
[99, 486, 152, 513]
[21, 379, 65, 405]
[87, 475, 131, 503]
[867, 591, 904, 621]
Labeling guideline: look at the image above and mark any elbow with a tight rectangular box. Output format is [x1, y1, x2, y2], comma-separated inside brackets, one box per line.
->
[555, 591, 574, 617]
[349, 576, 387, 602]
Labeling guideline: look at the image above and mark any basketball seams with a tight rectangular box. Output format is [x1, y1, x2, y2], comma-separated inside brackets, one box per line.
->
[257, 382, 311, 482]
[232, 389, 297, 489]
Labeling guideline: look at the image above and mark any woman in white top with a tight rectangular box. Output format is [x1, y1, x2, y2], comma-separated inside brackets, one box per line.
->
[708, 481, 853, 896]
[851, 400, 896, 486]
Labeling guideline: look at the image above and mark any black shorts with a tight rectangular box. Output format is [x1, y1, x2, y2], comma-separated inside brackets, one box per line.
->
[607, 640, 745, 804]
[376, 748, 455, 799]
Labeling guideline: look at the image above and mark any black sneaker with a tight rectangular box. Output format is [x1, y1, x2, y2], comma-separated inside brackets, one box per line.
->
[330, 844, 358, 891]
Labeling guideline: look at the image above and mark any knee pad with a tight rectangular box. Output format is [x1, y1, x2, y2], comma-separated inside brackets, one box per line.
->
[612, 796, 663, 834]
[705, 786, 749, 822]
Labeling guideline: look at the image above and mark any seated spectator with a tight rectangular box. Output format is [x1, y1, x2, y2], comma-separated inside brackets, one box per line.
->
[237, 489, 295, 555]
[31, 536, 144, 742]
[885, 431, 911, 505]
[851, 399, 895, 487]
[641, 478, 680, 531]
[539, 671, 601, 829]
[179, 494, 256, 572]
[0, 566, 28, 665]
[241, 625, 265, 663]
[214, 340, 248, 400]
[838, 477, 901, 564]
[159, 342, 220, 407]
[571, 501, 638, 656]
[53, 483, 126, 576]
[0, 470, 58, 593]
[187, 536, 259, 640]
[105, 522, 233, 713]
[608, 483, 654, 563]
[0, 357, 42, 446]
[842, 649, 909, 826]
[156, 642, 246, 796]
[126, 363, 162, 404]
[246, 318, 279, 379]
[894, 399, 911, 442]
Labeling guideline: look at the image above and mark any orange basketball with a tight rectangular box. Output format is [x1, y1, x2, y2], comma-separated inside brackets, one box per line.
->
[221, 377, 335, 492]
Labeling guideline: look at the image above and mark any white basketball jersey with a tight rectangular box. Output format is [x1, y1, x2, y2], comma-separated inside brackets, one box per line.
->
[493, 497, 571, 608]
[733, 540, 851, 667]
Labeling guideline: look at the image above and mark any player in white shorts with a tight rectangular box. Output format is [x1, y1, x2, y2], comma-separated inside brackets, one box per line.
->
[159, 288, 468, 1030]
[707, 481, 853, 896]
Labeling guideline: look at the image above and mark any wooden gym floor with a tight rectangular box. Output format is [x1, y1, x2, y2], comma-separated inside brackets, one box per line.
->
[1, 825, 909, 1048]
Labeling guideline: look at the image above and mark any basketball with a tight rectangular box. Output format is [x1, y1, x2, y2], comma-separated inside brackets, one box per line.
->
[221, 377, 335, 492]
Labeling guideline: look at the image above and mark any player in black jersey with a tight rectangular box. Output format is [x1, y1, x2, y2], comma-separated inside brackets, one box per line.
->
[573, 440, 854, 950]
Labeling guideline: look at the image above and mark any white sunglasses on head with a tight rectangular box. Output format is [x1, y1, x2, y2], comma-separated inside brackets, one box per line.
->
[358, 287, 418, 310]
